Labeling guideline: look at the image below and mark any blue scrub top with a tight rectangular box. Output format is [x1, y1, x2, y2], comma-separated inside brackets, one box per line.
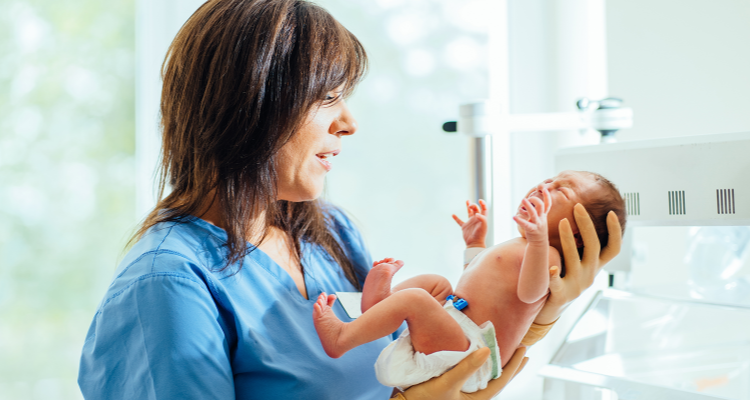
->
[78, 208, 395, 399]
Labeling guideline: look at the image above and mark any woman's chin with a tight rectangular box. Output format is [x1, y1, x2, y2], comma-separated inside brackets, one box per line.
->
[277, 187, 324, 202]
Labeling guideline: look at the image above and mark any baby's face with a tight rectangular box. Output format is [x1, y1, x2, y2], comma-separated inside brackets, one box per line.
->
[515, 171, 602, 241]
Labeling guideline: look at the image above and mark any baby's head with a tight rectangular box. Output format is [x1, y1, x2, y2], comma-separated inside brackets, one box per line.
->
[516, 170, 627, 255]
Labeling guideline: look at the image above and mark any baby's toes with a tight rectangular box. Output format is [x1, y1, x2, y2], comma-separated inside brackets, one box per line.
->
[374, 263, 400, 276]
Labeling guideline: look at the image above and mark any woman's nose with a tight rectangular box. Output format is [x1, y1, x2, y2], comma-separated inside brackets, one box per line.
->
[332, 100, 358, 136]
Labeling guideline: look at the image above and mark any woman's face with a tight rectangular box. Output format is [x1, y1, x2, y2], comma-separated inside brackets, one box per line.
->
[275, 90, 358, 202]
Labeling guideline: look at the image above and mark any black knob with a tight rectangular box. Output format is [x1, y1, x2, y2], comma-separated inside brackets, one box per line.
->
[442, 121, 457, 132]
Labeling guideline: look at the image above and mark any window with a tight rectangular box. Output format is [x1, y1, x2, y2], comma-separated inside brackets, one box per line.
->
[0, 1, 134, 398]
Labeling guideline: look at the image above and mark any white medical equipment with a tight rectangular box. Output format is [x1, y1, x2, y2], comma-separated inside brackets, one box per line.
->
[539, 132, 750, 400]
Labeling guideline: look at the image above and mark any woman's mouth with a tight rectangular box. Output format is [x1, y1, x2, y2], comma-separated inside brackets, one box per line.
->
[316, 150, 340, 171]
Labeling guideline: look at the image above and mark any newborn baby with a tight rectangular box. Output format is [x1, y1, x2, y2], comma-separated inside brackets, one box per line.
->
[313, 170, 626, 392]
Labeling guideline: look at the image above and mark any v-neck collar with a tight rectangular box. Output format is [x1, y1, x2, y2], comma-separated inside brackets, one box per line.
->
[189, 216, 319, 302]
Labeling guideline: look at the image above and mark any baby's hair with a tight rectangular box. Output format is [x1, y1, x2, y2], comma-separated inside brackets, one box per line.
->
[579, 172, 627, 253]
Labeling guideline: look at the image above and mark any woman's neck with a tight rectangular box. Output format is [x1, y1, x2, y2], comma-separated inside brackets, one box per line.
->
[196, 189, 267, 243]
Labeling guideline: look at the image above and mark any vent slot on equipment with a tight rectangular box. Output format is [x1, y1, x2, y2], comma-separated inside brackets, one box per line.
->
[668, 191, 686, 215]
[717, 189, 736, 215]
[624, 192, 640, 216]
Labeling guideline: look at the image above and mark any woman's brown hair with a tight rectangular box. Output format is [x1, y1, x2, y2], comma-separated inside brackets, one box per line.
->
[133, 0, 368, 287]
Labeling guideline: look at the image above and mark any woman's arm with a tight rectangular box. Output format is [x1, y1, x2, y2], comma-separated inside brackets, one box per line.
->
[534, 204, 622, 325]
[392, 347, 528, 400]
[79, 273, 235, 399]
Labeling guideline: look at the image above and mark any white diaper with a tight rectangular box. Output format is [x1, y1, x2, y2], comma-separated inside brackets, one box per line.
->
[374, 299, 501, 393]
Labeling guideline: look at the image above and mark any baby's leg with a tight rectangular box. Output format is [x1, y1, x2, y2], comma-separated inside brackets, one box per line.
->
[362, 258, 453, 313]
[392, 274, 453, 303]
[313, 288, 470, 358]
[361, 258, 404, 313]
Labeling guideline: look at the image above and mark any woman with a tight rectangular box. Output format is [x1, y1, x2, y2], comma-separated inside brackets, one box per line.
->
[78, 0, 622, 399]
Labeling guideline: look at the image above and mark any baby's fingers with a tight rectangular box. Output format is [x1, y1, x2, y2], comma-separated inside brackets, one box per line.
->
[522, 198, 540, 223]
[527, 197, 546, 217]
[466, 200, 477, 217]
[478, 199, 488, 216]
[452, 214, 465, 227]
[513, 215, 534, 231]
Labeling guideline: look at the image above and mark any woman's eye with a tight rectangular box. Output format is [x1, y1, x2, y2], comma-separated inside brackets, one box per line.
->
[324, 92, 341, 102]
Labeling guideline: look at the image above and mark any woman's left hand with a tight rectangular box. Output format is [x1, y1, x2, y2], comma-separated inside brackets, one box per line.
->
[396, 347, 528, 400]
[534, 203, 622, 325]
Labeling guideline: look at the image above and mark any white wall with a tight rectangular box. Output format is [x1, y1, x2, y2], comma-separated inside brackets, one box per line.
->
[607, 0, 750, 142]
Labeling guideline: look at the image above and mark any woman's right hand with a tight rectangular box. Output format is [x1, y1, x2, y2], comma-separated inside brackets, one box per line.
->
[394, 347, 528, 400]
[534, 203, 622, 325]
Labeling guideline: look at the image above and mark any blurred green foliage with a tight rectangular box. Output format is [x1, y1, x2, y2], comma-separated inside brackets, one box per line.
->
[0, 0, 134, 398]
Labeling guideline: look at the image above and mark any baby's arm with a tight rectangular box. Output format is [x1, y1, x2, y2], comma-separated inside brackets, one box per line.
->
[453, 200, 488, 268]
[513, 189, 553, 304]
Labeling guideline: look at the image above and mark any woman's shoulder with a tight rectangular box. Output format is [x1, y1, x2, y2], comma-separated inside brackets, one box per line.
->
[321, 204, 360, 238]
[321, 203, 355, 228]
[114, 218, 228, 286]
[316, 203, 372, 279]
[320, 204, 368, 253]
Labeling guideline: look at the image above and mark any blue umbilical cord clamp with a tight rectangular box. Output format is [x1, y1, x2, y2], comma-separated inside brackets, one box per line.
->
[446, 295, 468, 311]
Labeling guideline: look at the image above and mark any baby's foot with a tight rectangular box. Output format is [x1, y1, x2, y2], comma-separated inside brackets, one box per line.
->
[313, 293, 347, 358]
[361, 258, 404, 312]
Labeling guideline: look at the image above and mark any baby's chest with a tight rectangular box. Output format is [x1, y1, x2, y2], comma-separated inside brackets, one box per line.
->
[481, 242, 528, 275]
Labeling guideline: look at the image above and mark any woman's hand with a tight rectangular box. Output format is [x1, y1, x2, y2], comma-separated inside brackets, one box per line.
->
[534, 203, 622, 325]
[396, 347, 528, 400]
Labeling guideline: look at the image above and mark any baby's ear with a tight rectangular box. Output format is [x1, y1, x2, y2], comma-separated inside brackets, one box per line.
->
[573, 233, 584, 248]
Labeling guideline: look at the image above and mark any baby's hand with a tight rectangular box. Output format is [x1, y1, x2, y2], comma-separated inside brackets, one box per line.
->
[513, 188, 552, 245]
[452, 199, 488, 248]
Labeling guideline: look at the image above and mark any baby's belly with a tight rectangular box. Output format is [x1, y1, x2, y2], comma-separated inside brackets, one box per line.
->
[453, 240, 548, 367]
